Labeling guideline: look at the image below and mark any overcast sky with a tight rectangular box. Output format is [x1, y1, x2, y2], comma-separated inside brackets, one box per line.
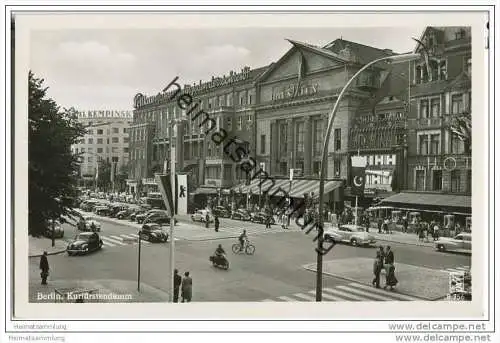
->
[30, 27, 423, 111]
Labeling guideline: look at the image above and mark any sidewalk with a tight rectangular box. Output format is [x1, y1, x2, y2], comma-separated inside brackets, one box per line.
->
[29, 236, 67, 257]
[369, 231, 436, 248]
[30, 278, 170, 303]
[303, 257, 449, 300]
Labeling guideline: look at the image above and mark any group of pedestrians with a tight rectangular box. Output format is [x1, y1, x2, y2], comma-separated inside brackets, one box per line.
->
[377, 217, 393, 234]
[173, 269, 193, 303]
[417, 221, 441, 242]
[372, 246, 398, 290]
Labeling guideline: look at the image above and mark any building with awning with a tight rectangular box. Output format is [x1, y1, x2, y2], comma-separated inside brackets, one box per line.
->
[231, 178, 343, 199]
[379, 192, 471, 215]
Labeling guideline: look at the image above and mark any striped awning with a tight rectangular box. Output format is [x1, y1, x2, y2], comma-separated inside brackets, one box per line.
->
[231, 179, 342, 198]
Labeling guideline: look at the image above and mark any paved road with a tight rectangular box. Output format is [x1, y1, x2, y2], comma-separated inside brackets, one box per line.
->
[30, 217, 471, 302]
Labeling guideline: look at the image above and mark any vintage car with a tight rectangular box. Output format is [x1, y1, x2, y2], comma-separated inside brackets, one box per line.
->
[78, 216, 101, 232]
[323, 224, 376, 247]
[213, 206, 231, 218]
[67, 232, 103, 256]
[80, 200, 100, 212]
[116, 206, 140, 220]
[435, 233, 472, 254]
[191, 209, 214, 223]
[94, 205, 112, 216]
[143, 211, 177, 225]
[138, 224, 169, 243]
[231, 209, 252, 221]
[136, 209, 165, 224]
[250, 211, 275, 224]
[43, 220, 65, 239]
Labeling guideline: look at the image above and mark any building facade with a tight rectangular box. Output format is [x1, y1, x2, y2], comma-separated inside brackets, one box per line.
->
[72, 110, 133, 182]
[127, 26, 472, 215]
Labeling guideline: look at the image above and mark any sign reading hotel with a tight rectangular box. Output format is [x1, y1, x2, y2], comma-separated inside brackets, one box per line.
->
[271, 83, 319, 101]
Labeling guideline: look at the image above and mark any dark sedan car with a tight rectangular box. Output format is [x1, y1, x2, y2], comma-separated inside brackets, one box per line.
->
[231, 209, 252, 221]
[251, 212, 276, 225]
[143, 212, 177, 225]
[213, 206, 231, 218]
[67, 232, 103, 256]
[138, 224, 169, 243]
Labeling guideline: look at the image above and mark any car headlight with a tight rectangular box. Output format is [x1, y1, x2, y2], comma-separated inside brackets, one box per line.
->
[81, 244, 88, 250]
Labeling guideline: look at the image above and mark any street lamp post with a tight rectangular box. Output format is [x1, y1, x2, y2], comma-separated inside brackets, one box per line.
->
[315, 52, 420, 301]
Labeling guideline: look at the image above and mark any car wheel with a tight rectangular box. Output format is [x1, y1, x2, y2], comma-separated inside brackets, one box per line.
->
[437, 244, 446, 252]
[350, 239, 358, 247]
[67, 252, 73, 256]
[99, 241, 103, 249]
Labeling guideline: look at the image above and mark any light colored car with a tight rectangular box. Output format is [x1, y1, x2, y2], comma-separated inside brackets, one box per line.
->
[435, 233, 472, 254]
[323, 224, 376, 247]
[79, 216, 102, 232]
[191, 209, 214, 223]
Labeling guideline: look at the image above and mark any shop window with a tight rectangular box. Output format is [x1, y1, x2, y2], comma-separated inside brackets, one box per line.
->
[432, 170, 443, 191]
[451, 94, 464, 114]
[97, 148, 103, 153]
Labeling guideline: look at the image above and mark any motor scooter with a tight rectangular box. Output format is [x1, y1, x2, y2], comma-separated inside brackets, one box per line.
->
[209, 253, 229, 270]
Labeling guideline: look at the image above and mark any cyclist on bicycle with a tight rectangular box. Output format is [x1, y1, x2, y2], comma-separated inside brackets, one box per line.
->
[239, 230, 247, 251]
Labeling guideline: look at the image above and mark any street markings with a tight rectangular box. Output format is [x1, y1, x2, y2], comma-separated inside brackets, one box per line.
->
[442, 265, 470, 274]
[261, 282, 423, 302]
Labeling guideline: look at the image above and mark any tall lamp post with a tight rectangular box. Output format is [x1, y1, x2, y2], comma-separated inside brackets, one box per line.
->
[315, 52, 420, 301]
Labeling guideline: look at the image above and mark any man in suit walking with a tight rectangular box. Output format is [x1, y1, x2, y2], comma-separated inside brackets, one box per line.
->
[39, 251, 49, 285]
[173, 269, 182, 303]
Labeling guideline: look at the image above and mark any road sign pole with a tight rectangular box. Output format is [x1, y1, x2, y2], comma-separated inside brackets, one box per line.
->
[169, 140, 176, 303]
[137, 234, 141, 292]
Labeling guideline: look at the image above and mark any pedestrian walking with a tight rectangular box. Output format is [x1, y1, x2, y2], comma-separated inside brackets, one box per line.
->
[377, 217, 383, 234]
[433, 222, 440, 241]
[281, 212, 288, 230]
[205, 213, 210, 229]
[402, 217, 408, 233]
[181, 271, 192, 303]
[383, 218, 389, 234]
[173, 269, 182, 303]
[384, 246, 394, 265]
[372, 247, 384, 288]
[383, 246, 398, 290]
[418, 226, 425, 242]
[214, 215, 220, 232]
[39, 251, 49, 285]
[265, 215, 271, 229]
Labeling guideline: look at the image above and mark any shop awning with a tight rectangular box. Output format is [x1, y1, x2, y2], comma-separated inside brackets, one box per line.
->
[193, 187, 218, 195]
[380, 192, 471, 211]
[231, 179, 342, 198]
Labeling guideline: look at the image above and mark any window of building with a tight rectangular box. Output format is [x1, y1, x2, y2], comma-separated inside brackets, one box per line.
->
[88, 157, 93, 163]
[97, 138, 103, 144]
[432, 170, 443, 191]
[296, 122, 305, 153]
[467, 170, 472, 193]
[280, 123, 288, 154]
[112, 127, 119, 134]
[451, 133, 464, 154]
[430, 98, 440, 117]
[451, 94, 464, 114]
[420, 99, 429, 118]
[88, 138, 93, 144]
[237, 117, 242, 130]
[419, 135, 429, 155]
[248, 94, 253, 104]
[107, 138, 110, 144]
[415, 65, 422, 84]
[227, 117, 233, 131]
[334, 128, 341, 151]
[455, 28, 466, 40]
[279, 162, 288, 176]
[451, 170, 461, 193]
[313, 161, 321, 175]
[81, 147, 85, 153]
[123, 128, 127, 133]
[124, 147, 129, 153]
[112, 147, 118, 153]
[430, 134, 440, 154]
[227, 93, 233, 106]
[260, 135, 266, 154]
[97, 129, 103, 135]
[112, 137, 119, 143]
[415, 170, 425, 191]
[97, 148, 103, 153]
[430, 60, 439, 81]
[112, 156, 119, 163]
[334, 159, 341, 177]
[314, 120, 323, 155]
[239, 92, 245, 106]
[123, 137, 129, 143]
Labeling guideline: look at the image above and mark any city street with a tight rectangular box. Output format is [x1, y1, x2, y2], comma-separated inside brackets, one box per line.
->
[29, 215, 471, 302]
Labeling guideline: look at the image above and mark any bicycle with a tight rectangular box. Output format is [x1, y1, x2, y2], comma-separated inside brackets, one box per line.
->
[232, 239, 255, 255]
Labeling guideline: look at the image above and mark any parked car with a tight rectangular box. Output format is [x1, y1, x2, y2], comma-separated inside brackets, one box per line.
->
[78, 216, 101, 232]
[231, 209, 252, 221]
[143, 211, 177, 225]
[138, 223, 169, 243]
[191, 209, 214, 223]
[116, 206, 139, 220]
[136, 209, 165, 224]
[94, 205, 112, 216]
[67, 232, 103, 256]
[250, 211, 275, 224]
[80, 200, 99, 212]
[435, 233, 472, 254]
[43, 220, 64, 239]
[213, 206, 231, 218]
[323, 224, 376, 247]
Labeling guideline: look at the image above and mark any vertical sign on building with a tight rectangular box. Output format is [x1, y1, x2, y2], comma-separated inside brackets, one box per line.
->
[177, 174, 188, 215]
[351, 156, 367, 196]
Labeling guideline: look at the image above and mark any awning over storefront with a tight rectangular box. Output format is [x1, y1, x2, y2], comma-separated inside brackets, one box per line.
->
[231, 179, 342, 198]
[379, 192, 471, 213]
[193, 187, 218, 195]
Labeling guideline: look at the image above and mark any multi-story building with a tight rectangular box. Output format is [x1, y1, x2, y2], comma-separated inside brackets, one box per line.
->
[72, 110, 133, 185]
[128, 26, 472, 219]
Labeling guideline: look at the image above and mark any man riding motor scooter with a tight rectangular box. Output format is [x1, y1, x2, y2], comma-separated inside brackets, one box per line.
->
[214, 244, 227, 265]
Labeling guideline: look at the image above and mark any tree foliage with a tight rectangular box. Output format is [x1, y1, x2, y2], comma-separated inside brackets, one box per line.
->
[29, 71, 86, 236]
